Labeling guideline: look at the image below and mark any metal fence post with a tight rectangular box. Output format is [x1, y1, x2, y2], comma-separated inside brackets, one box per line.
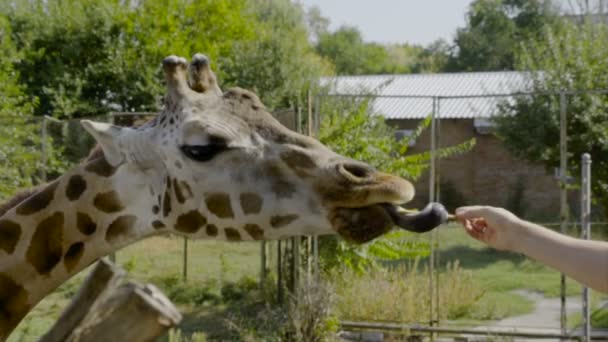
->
[581, 153, 592, 342]
[429, 97, 437, 336]
[183, 238, 188, 282]
[559, 92, 568, 333]
[41, 116, 48, 182]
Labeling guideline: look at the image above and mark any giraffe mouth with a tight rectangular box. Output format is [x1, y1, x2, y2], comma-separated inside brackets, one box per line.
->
[330, 203, 448, 243]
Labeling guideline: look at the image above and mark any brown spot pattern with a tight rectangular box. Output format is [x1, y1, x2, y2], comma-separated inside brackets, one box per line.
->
[175, 211, 207, 234]
[0, 220, 21, 254]
[93, 191, 124, 213]
[240, 193, 262, 215]
[206, 224, 218, 236]
[64, 242, 84, 272]
[270, 214, 299, 229]
[205, 193, 234, 218]
[263, 164, 296, 198]
[163, 188, 172, 217]
[85, 156, 117, 177]
[76, 212, 97, 235]
[180, 181, 193, 198]
[16, 181, 58, 216]
[173, 179, 186, 204]
[244, 224, 264, 240]
[0, 273, 29, 337]
[224, 228, 242, 241]
[26, 212, 64, 275]
[152, 205, 160, 214]
[105, 215, 137, 243]
[65, 175, 87, 201]
[152, 220, 166, 230]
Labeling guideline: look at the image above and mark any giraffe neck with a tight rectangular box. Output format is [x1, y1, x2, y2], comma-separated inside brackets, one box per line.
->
[0, 156, 158, 338]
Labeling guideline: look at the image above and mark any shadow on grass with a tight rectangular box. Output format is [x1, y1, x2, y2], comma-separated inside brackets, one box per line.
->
[435, 245, 527, 270]
[168, 300, 286, 341]
[384, 245, 528, 271]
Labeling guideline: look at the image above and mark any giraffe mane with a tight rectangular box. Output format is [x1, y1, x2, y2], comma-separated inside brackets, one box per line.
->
[0, 145, 105, 218]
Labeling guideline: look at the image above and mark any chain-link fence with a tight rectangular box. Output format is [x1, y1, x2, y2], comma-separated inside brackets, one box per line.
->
[315, 88, 608, 339]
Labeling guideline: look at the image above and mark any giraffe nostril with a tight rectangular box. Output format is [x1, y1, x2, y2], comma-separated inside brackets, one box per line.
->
[338, 163, 375, 182]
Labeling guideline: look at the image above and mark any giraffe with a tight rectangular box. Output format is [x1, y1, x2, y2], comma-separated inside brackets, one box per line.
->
[0, 53, 429, 339]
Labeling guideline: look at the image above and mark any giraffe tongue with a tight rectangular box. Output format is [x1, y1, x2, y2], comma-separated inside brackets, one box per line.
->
[383, 202, 449, 233]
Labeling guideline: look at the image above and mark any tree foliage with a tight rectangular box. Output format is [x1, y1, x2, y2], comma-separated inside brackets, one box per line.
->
[0, 15, 37, 198]
[495, 22, 608, 214]
[447, 0, 562, 71]
[0, 0, 328, 118]
[221, 0, 330, 109]
[317, 95, 475, 272]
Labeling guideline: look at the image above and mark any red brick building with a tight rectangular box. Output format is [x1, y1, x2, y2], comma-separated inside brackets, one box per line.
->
[323, 72, 561, 219]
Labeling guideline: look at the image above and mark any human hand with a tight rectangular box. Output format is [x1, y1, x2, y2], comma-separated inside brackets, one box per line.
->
[455, 206, 522, 251]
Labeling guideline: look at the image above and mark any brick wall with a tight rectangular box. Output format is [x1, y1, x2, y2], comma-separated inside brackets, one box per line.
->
[388, 118, 560, 219]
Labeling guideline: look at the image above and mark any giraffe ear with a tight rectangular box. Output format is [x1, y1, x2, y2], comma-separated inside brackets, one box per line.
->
[81, 120, 125, 166]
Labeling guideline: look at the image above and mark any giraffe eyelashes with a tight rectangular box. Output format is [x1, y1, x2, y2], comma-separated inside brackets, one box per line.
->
[180, 144, 228, 162]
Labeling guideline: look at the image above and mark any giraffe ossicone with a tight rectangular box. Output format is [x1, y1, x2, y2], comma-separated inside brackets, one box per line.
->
[0, 53, 422, 339]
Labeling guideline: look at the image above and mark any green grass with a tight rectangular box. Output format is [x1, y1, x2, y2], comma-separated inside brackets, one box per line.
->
[416, 224, 608, 322]
[10, 237, 261, 342]
[11, 225, 608, 341]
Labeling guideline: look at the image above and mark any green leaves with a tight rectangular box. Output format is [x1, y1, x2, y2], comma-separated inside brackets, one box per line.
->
[447, 0, 562, 72]
[317, 93, 474, 272]
[496, 21, 608, 215]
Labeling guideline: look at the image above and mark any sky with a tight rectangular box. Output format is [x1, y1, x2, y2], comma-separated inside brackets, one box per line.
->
[297, 0, 475, 46]
[297, 0, 594, 46]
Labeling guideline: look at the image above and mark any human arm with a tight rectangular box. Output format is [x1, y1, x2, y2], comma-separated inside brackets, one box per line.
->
[456, 206, 608, 293]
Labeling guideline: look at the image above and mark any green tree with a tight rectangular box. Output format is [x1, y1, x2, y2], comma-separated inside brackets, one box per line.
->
[0, 15, 41, 198]
[220, 0, 330, 109]
[317, 95, 475, 272]
[315, 26, 397, 75]
[495, 22, 608, 214]
[447, 0, 562, 71]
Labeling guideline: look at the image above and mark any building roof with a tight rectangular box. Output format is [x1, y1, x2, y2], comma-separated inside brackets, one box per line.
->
[321, 71, 534, 119]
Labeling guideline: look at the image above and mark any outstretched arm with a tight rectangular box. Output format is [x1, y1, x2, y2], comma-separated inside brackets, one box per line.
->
[456, 206, 608, 293]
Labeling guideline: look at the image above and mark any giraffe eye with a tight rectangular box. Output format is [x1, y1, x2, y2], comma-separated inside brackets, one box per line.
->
[180, 144, 227, 162]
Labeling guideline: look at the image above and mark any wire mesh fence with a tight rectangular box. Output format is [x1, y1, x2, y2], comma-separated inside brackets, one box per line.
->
[2, 87, 608, 339]
[315, 87, 608, 338]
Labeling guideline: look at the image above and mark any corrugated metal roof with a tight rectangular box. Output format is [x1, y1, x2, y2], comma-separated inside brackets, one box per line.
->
[320, 71, 534, 119]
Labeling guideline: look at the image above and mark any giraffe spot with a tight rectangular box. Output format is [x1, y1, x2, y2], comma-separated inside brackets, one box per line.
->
[93, 191, 124, 213]
[206, 224, 218, 237]
[270, 214, 299, 229]
[64, 242, 84, 272]
[281, 150, 315, 177]
[180, 181, 193, 198]
[163, 188, 172, 217]
[0, 273, 29, 337]
[166, 176, 172, 189]
[152, 205, 160, 214]
[152, 220, 166, 230]
[105, 215, 137, 244]
[65, 175, 87, 201]
[240, 193, 263, 215]
[26, 212, 64, 275]
[224, 228, 241, 241]
[15, 181, 58, 216]
[175, 210, 207, 234]
[0, 220, 21, 254]
[85, 155, 117, 177]
[76, 212, 97, 235]
[205, 193, 234, 219]
[244, 224, 264, 240]
[262, 164, 296, 198]
[173, 179, 186, 204]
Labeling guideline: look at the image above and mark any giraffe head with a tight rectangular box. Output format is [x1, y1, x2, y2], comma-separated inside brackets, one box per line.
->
[81, 54, 417, 243]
